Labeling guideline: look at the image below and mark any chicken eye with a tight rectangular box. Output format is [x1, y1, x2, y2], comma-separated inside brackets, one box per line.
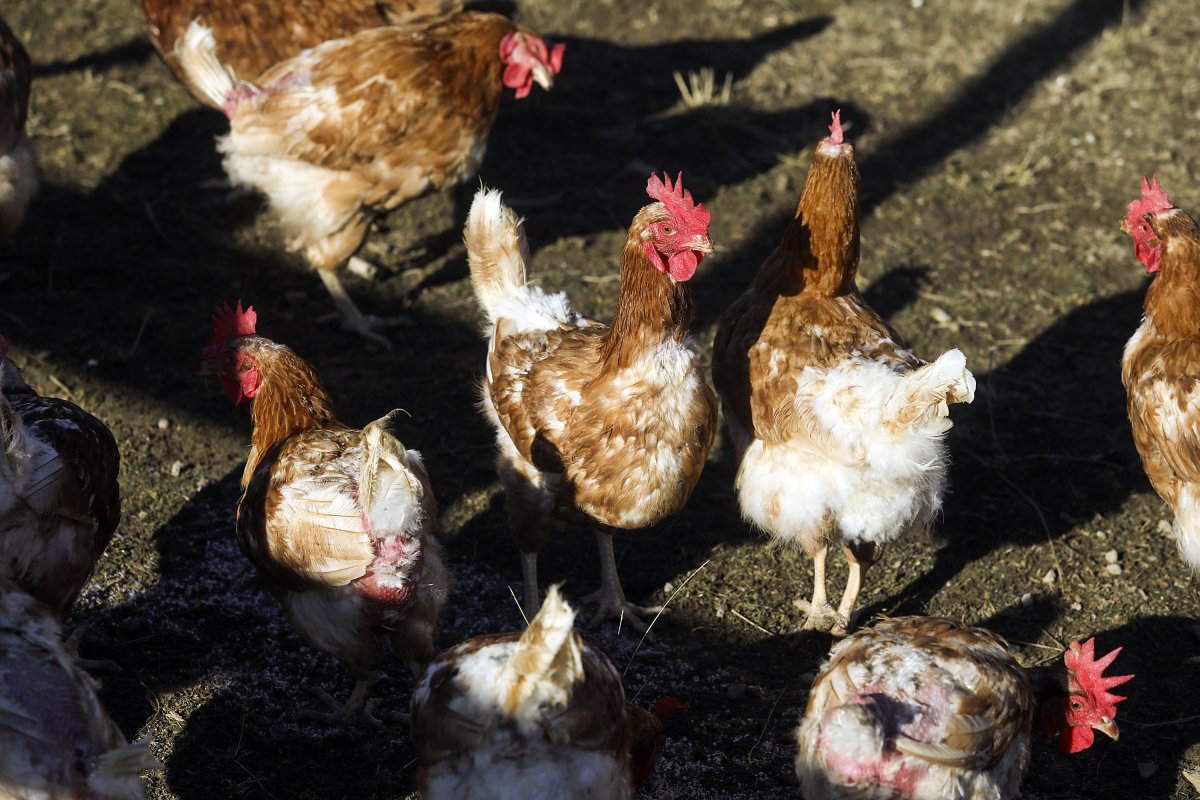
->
[1070, 700, 1083, 711]
[661, 224, 674, 235]
[224, 352, 237, 365]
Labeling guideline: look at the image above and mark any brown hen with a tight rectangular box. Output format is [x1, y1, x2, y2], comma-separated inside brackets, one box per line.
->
[465, 178, 718, 633]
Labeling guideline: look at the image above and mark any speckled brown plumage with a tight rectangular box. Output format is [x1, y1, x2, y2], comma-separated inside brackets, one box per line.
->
[0, 352, 121, 620]
[713, 143, 920, 450]
[205, 333, 448, 700]
[139, 0, 461, 106]
[1121, 201, 1200, 569]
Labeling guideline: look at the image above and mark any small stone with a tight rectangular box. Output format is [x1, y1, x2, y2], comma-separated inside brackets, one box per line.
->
[1105, 563, 1123, 576]
[85, 358, 99, 368]
[170, 460, 183, 477]
[662, 581, 674, 594]
[1020, 593, 1034, 607]
[1070, 602, 1083, 611]
[1095, 529, 1107, 539]
[1042, 569, 1057, 585]
[727, 683, 747, 700]
[1104, 549, 1119, 564]
[1137, 761, 1158, 778]
[157, 418, 170, 430]
[930, 307, 952, 324]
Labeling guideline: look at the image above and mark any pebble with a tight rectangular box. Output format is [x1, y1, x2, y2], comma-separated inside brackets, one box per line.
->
[1070, 602, 1083, 611]
[1105, 563, 1123, 576]
[1020, 593, 1034, 607]
[1042, 569, 1057, 585]
[157, 417, 170, 430]
[1104, 549, 1119, 564]
[85, 358, 98, 368]
[170, 460, 183, 477]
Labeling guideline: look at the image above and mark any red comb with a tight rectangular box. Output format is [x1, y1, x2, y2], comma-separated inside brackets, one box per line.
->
[828, 110, 844, 145]
[210, 301, 257, 346]
[1126, 174, 1174, 226]
[1065, 638, 1134, 712]
[646, 172, 711, 231]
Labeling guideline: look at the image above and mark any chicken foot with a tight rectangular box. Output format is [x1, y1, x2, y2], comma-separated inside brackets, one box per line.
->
[316, 269, 412, 348]
[582, 528, 663, 637]
[299, 677, 383, 728]
[795, 545, 847, 635]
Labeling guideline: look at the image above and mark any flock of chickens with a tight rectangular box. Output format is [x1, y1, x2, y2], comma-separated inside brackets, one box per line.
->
[3, 2, 1197, 799]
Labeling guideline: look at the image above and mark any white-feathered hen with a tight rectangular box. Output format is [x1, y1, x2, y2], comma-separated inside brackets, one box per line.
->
[0, 582, 158, 799]
[411, 586, 683, 799]
[711, 113, 975, 635]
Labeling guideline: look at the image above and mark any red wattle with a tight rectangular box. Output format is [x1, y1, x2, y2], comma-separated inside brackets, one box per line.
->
[1058, 724, 1095, 754]
[668, 249, 700, 282]
[503, 63, 532, 97]
[1137, 241, 1162, 274]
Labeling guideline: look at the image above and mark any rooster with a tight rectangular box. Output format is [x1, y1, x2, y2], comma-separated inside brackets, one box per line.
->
[1120, 176, 1200, 571]
[140, 0, 460, 106]
[0, 15, 35, 236]
[176, 12, 564, 345]
[0, 581, 159, 799]
[411, 585, 685, 798]
[465, 176, 719, 633]
[794, 616, 1132, 799]
[711, 112, 975, 635]
[0, 336, 121, 621]
[200, 302, 449, 720]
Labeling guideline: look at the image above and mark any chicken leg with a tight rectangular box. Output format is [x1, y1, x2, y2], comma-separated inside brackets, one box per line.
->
[835, 540, 882, 633]
[796, 545, 846, 635]
[582, 527, 662, 636]
[316, 269, 410, 348]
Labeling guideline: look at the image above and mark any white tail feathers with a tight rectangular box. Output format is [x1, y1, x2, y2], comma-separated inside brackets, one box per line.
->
[886, 349, 975, 435]
[465, 188, 530, 324]
[359, 410, 426, 536]
[89, 736, 161, 798]
[498, 585, 583, 717]
[175, 22, 238, 109]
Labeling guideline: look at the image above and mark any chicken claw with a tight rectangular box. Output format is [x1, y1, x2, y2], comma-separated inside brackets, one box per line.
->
[299, 681, 384, 729]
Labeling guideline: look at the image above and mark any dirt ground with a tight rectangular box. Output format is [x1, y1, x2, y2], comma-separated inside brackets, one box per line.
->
[4, 0, 1200, 797]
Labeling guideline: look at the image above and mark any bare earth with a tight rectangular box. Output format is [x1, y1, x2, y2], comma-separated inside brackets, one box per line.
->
[3, 0, 1199, 797]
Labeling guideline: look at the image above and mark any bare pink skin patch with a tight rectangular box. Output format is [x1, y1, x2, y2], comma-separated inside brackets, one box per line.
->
[500, 32, 564, 99]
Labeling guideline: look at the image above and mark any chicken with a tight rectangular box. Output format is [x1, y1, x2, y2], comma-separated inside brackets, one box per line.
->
[465, 176, 719, 633]
[0, 581, 158, 800]
[0, 15, 36, 236]
[139, 0, 461, 107]
[710, 112, 975, 636]
[1120, 176, 1200, 571]
[200, 302, 450, 721]
[411, 585, 685, 798]
[176, 12, 564, 345]
[794, 616, 1133, 800]
[0, 336, 121, 621]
